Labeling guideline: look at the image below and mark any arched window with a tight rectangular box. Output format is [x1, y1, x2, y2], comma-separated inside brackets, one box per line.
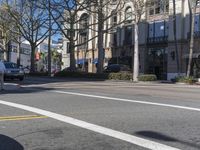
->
[79, 13, 89, 30]
[125, 7, 132, 22]
[111, 11, 117, 27]
[79, 13, 89, 47]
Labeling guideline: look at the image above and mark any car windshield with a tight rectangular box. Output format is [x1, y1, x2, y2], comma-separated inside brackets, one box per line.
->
[4, 63, 18, 69]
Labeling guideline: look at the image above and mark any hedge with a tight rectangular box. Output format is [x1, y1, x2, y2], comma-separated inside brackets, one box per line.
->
[108, 72, 132, 80]
[174, 76, 197, 84]
[138, 74, 157, 81]
[54, 70, 132, 80]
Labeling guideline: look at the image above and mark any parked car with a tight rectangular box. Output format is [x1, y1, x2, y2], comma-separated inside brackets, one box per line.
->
[22, 66, 30, 74]
[62, 67, 81, 72]
[4, 62, 25, 81]
[103, 64, 131, 73]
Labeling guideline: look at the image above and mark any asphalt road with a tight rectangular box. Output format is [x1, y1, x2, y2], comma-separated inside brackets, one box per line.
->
[0, 77, 200, 150]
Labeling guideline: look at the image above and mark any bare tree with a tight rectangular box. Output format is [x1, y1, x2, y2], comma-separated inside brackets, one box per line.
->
[187, 0, 197, 77]
[130, 0, 145, 81]
[48, 0, 88, 71]
[47, 0, 52, 76]
[0, 2, 17, 61]
[84, 0, 125, 73]
[6, 0, 50, 72]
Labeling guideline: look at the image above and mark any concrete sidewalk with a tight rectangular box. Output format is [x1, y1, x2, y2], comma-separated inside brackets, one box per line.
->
[2, 83, 21, 91]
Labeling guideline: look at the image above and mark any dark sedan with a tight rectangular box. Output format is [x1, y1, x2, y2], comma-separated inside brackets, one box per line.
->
[103, 64, 131, 73]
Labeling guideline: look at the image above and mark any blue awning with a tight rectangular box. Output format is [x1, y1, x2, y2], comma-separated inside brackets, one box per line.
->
[76, 59, 85, 64]
[92, 58, 109, 64]
[76, 59, 89, 64]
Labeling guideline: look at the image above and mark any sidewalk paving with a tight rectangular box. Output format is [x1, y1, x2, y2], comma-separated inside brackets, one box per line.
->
[1, 77, 200, 92]
[2, 83, 21, 91]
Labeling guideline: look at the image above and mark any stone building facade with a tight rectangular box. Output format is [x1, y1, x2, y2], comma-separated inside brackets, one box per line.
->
[62, 0, 200, 80]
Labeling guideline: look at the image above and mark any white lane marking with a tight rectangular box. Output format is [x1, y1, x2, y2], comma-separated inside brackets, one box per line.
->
[0, 100, 179, 150]
[53, 90, 200, 112]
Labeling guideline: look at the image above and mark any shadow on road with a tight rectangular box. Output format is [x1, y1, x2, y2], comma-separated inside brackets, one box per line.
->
[0, 87, 54, 95]
[1, 76, 106, 95]
[135, 130, 200, 149]
[0, 134, 24, 150]
[20, 76, 106, 85]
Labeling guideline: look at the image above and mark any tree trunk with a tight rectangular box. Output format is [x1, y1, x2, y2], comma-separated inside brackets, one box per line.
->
[48, 0, 52, 76]
[69, 17, 76, 71]
[173, 0, 180, 76]
[69, 39, 76, 70]
[133, 23, 139, 82]
[97, 1, 104, 74]
[17, 41, 21, 66]
[82, 41, 88, 72]
[5, 41, 10, 61]
[91, 7, 96, 73]
[48, 32, 51, 76]
[30, 44, 36, 73]
[187, 1, 196, 77]
[97, 28, 104, 73]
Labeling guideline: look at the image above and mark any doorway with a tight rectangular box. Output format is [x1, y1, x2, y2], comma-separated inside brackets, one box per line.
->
[146, 48, 168, 80]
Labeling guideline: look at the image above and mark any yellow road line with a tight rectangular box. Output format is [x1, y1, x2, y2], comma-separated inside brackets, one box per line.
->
[0, 115, 48, 121]
[0, 115, 40, 119]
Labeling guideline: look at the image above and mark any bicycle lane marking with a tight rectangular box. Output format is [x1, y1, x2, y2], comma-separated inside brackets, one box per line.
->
[0, 100, 180, 150]
[53, 90, 200, 112]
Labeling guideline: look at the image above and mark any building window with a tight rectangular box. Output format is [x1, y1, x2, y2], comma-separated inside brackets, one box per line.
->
[149, 8, 154, 15]
[197, 0, 200, 6]
[11, 46, 17, 53]
[155, 7, 160, 14]
[79, 13, 89, 30]
[111, 14, 118, 27]
[124, 26, 132, 45]
[148, 0, 169, 16]
[67, 43, 70, 53]
[194, 14, 200, 32]
[148, 20, 168, 38]
[125, 7, 132, 22]
[113, 32, 117, 46]
[79, 13, 89, 48]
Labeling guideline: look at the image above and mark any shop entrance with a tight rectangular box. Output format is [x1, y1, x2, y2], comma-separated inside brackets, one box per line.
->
[147, 48, 168, 80]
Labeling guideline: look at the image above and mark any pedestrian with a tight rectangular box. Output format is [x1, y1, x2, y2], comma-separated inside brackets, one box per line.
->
[0, 60, 6, 91]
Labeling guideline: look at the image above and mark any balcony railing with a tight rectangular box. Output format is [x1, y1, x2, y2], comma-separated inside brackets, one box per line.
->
[147, 36, 168, 44]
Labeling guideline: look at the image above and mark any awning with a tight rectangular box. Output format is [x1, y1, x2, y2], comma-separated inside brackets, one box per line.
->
[92, 58, 109, 64]
[92, 58, 98, 64]
[183, 53, 200, 59]
[76, 59, 85, 64]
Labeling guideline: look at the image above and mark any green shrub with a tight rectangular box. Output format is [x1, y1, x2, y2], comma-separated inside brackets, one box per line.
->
[138, 74, 157, 81]
[175, 76, 197, 84]
[55, 70, 109, 79]
[108, 73, 132, 80]
[55, 70, 132, 80]
[108, 73, 121, 80]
